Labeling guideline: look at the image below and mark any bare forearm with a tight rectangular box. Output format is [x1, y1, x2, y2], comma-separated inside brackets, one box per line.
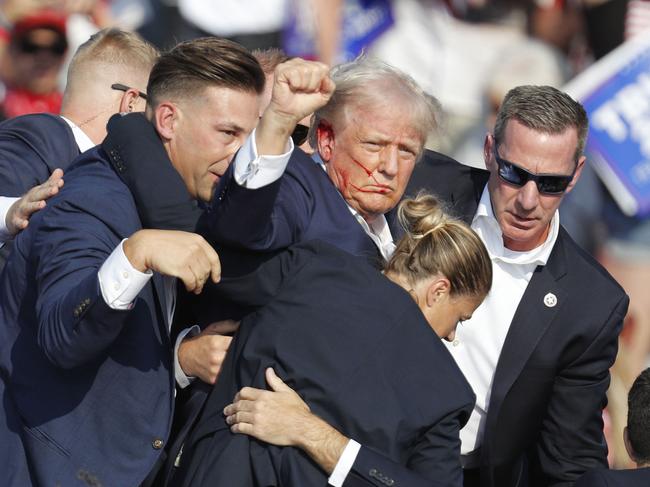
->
[296, 413, 349, 475]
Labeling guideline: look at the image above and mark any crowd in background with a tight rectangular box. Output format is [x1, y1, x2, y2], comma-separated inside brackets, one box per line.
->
[0, 0, 648, 473]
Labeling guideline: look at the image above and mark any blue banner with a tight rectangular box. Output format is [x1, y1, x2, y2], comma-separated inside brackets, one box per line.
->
[565, 35, 650, 217]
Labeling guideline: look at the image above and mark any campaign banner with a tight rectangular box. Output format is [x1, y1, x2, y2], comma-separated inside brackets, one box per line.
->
[284, 0, 393, 63]
[564, 34, 650, 217]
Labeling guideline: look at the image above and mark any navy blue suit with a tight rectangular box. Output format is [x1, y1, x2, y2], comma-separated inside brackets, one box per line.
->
[100, 127, 475, 486]
[0, 147, 174, 486]
[0, 113, 80, 197]
[0, 113, 81, 270]
[575, 467, 650, 486]
[174, 240, 475, 487]
[406, 151, 629, 487]
[205, 148, 401, 265]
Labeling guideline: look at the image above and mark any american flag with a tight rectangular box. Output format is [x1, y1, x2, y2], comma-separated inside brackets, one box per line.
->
[626, 0, 650, 40]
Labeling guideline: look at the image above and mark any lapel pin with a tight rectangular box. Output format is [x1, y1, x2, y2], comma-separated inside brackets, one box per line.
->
[543, 292, 557, 308]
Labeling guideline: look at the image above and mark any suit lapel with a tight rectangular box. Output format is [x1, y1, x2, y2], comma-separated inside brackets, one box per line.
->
[483, 232, 569, 457]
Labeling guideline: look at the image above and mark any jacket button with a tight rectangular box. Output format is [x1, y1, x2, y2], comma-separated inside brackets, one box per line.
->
[152, 438, 164, 449]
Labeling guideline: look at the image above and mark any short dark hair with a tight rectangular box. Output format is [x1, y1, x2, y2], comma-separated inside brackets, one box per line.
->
[628, 367, 650, 463]
[147, 37, 265, 107]
[494, 85, 588, 162]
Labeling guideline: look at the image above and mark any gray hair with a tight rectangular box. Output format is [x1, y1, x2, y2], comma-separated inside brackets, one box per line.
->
[493, 85, 588, 162]
[309, 56, 441, 154]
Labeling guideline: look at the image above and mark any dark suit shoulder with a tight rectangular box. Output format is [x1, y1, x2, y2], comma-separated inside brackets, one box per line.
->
[0, 112, 69, 133]
[302, 240, 475, 407]
[558, 226, 627, 299]
[407, 150, 489, 223]
[35, 147, 140, 237]
[0, 113, 79, 196]
[0, 113, 77, 157]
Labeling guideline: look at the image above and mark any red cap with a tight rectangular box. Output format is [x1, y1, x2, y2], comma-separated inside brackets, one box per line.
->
[12, 10, 67, 39]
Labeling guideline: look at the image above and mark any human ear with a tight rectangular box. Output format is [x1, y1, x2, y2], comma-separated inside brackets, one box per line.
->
[425, 277, 451, 307]
[316, 121, 335, 162]
[118, 88, 142, 114]
[564, 155, 586, 195]
[154, 102, 178, 141]
[484, 134, 496, 171]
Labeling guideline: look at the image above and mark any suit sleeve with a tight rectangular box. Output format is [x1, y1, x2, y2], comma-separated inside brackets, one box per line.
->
[32, 191, 135, 369]
[343, 408, 468, 487]
[212, 242, 318, 308]
[202, 151, 314, 251]
[531, 294, 629, 486]
[0, 115, 78, 196]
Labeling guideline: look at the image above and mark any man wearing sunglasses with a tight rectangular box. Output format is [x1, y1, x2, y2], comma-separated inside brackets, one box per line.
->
[0, 28, 157, 271]
[403, 85, 629, 487]
[253, 85, 628, 487]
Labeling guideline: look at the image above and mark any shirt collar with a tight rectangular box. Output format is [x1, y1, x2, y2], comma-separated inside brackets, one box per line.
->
[60, 116, 95, 152]
[472, 186, 559, 266]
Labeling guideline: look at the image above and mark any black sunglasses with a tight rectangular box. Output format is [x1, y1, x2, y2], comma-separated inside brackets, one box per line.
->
[493, 141, 575, 195]
[111, 83, 148, 101]
[18, 37, 67, 56]
[291, 124, 310, 146]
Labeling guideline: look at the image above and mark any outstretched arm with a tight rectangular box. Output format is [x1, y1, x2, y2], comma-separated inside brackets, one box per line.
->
[206, 59, 335, 251]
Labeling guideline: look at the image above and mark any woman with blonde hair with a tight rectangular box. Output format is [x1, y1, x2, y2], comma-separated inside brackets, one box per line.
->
[174, 193, 492, 487]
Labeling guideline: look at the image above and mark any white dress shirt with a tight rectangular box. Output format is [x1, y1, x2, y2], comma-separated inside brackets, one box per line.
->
[444, 186, 559, 466]
[61, 116, 96, 152]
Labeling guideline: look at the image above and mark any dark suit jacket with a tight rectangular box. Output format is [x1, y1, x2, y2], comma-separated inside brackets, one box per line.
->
[99, 133, 481, 486]
[173, 240, 475, 487]
[0, 113, 80, 197]
[204, 147, 401, 266]
[575, 467, 650, 487]
[405, 151, 629, 487]
[0, 113, 81, 270]
[0, 148, 174, 487]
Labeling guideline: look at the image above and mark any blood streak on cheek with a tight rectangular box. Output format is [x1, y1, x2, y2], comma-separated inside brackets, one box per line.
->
[350, 156, 389, 188]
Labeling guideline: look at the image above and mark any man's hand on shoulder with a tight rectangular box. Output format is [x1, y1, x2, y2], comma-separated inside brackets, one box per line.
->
[6, 168, 64, 235]
[224, 367, 349, 474]
[257, 58, 335, 156]
[122, 229, 221, 294]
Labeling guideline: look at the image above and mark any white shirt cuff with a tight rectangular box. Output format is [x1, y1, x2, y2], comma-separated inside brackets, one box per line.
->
[0, 196, 20, 244]
[233, 127, 294, 189]
[328, 439, 361, 487]
[174, 324, 201, 388]
[98, 239, 152, 310]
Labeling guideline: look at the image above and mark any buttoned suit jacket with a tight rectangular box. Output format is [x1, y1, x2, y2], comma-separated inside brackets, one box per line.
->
[0, 147, 175, 487]
[405, 150, 629, 487]
[0, 113, 81, 270]
[574, 467, 650, 487]
[173, 240, 475, 487]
